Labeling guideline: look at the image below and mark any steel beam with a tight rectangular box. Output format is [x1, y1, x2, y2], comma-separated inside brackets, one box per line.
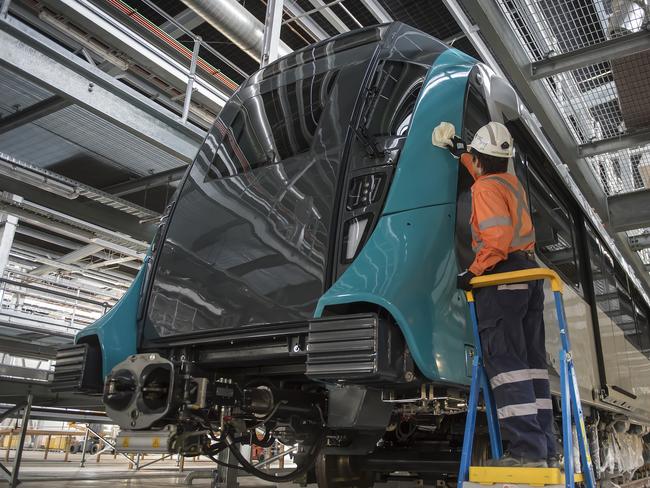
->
[0, 338, 56, 360]
[41, 0, 233, 102]
[530, 30, 650, 80]
[160, 8, 204, 38]
[82, 255, 138, 270]
[14, 227, 141, 272]
[579, 129, 650, 158]
[608, 189, 650, 232]
[284, 0, 329, 41]
[261, 0, 284, 67]
[0, 96, 72, 134]
[0, 15, 203, 163]
[360, 0, 392, 23]
[0, 177, 155, 243]
[457, 0, 608, 217]
[0, 406, 109, 423]
[307, 0, 348, 34]
[104, 167, 186, 196]
[29, 243, 104, 276]
[0, 364, 49, 381]
[629, 233, 650, 252]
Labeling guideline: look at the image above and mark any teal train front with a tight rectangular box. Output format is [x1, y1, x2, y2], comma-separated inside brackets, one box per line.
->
[55, 21, 650, 487]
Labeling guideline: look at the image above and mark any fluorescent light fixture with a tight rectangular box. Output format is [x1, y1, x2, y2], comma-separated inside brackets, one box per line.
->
[0, 162, 78, 199]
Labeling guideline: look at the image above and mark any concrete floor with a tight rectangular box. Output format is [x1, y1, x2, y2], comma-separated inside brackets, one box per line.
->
[0, 450, 281, 486]
[1, 450, 427, 487]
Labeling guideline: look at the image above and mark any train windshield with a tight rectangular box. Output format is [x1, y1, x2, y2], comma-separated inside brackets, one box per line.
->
[141, 29, 384, 341]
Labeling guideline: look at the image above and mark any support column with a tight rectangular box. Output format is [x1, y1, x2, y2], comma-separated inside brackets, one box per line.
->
[0, 213, 18, 279]
[181, 37, 201, 123]
[10, 392, 32, 488]
[79, 427, 90, 467]
[212, 448, 237, 488]
[261, 0, 284, 67]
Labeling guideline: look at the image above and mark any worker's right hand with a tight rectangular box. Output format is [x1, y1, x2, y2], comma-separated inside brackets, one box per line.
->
[432, 122, 467, 158]
[432, 122, 456, 148]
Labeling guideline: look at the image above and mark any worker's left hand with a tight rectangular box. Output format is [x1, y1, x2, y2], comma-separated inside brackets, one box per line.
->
[456, 270, 475, 291]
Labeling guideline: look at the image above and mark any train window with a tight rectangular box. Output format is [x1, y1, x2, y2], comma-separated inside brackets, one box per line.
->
[633, 298, 650, 358]
[207, 71, 337, 180]
[462, 83, 491, 141]
[586, 225, 650, 356]
[613, 275, 638, 347]
[455, 71, 491, 270]
[527, 168, 582, 295]
[363, 61, 427, 137]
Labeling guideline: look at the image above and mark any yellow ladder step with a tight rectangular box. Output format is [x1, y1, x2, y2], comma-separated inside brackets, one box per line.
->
[469, 466, 584, 486]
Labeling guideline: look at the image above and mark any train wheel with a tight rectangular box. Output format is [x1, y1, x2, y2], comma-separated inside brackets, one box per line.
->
[315, 452, 374, 488]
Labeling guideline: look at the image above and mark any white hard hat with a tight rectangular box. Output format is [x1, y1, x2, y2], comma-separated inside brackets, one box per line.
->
[468, 122, 514, 158]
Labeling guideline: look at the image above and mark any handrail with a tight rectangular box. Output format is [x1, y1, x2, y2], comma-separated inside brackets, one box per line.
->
[466, 267, 562, 302]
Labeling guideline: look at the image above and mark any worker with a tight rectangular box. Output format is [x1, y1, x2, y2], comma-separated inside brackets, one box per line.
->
[432, 121, 556, 468]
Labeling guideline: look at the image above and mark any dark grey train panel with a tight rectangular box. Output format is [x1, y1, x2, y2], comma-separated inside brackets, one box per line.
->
[140, 23, 447, 343]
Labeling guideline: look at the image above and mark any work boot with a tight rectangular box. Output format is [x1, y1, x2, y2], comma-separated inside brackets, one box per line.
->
[547, 455, 563, 470]
[488, 454, 548, 468]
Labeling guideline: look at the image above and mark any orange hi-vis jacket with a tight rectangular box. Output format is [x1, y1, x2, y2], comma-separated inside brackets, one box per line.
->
[460, 153, 536, 276]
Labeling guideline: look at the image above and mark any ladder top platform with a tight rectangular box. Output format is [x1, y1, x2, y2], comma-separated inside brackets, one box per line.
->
[469, 466, 584, 486]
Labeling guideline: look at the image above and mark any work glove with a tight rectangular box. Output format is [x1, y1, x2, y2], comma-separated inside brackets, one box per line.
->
[456, 269, 475, 291]
[431, 122, 467, 158]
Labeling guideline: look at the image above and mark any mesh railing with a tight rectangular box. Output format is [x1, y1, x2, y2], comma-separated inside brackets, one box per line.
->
[497, 0, 650, 195]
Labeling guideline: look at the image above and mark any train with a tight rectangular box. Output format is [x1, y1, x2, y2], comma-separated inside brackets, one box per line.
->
[53, 22, 650, 486]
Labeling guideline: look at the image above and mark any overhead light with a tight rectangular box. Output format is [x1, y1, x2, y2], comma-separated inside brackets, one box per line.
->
[639, 152, 650, 189]
[608, 0, 646, 35]
[0, 157, 79, 199]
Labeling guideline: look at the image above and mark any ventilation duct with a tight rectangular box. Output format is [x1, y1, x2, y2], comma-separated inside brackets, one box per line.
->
[180, 0, 291, 63]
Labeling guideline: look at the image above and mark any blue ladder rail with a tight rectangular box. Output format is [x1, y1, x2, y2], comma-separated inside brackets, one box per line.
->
[457, 268, 596, 488]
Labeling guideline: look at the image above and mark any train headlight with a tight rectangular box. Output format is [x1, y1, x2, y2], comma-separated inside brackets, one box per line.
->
[343, 215, 370, 262]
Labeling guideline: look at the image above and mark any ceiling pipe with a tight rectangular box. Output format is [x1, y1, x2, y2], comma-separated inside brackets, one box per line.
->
[179, 0, 291, 63]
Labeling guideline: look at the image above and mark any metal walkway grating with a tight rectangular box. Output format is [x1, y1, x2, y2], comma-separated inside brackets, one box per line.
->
[495, 0, 650, 197]
[499, 0, 647, 61]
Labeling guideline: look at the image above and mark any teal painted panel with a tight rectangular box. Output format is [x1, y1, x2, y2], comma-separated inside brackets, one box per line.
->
[316, 48, 479, 385]
[382, 48, 476, 215]
[315, 205, 473, 385]
[76, 257, 147, 377]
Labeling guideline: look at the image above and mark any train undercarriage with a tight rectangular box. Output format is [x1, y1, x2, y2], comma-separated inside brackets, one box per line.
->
[98, 312, 650, 486]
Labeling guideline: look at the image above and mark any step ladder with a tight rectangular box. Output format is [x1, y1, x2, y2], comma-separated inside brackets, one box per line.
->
[457, 268, 596, 488]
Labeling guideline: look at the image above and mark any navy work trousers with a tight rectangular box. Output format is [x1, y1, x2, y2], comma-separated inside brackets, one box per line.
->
[475, 253, 556, 460]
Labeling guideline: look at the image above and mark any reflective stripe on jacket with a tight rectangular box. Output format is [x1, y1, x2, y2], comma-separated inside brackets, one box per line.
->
[460, 153, 535, 276]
